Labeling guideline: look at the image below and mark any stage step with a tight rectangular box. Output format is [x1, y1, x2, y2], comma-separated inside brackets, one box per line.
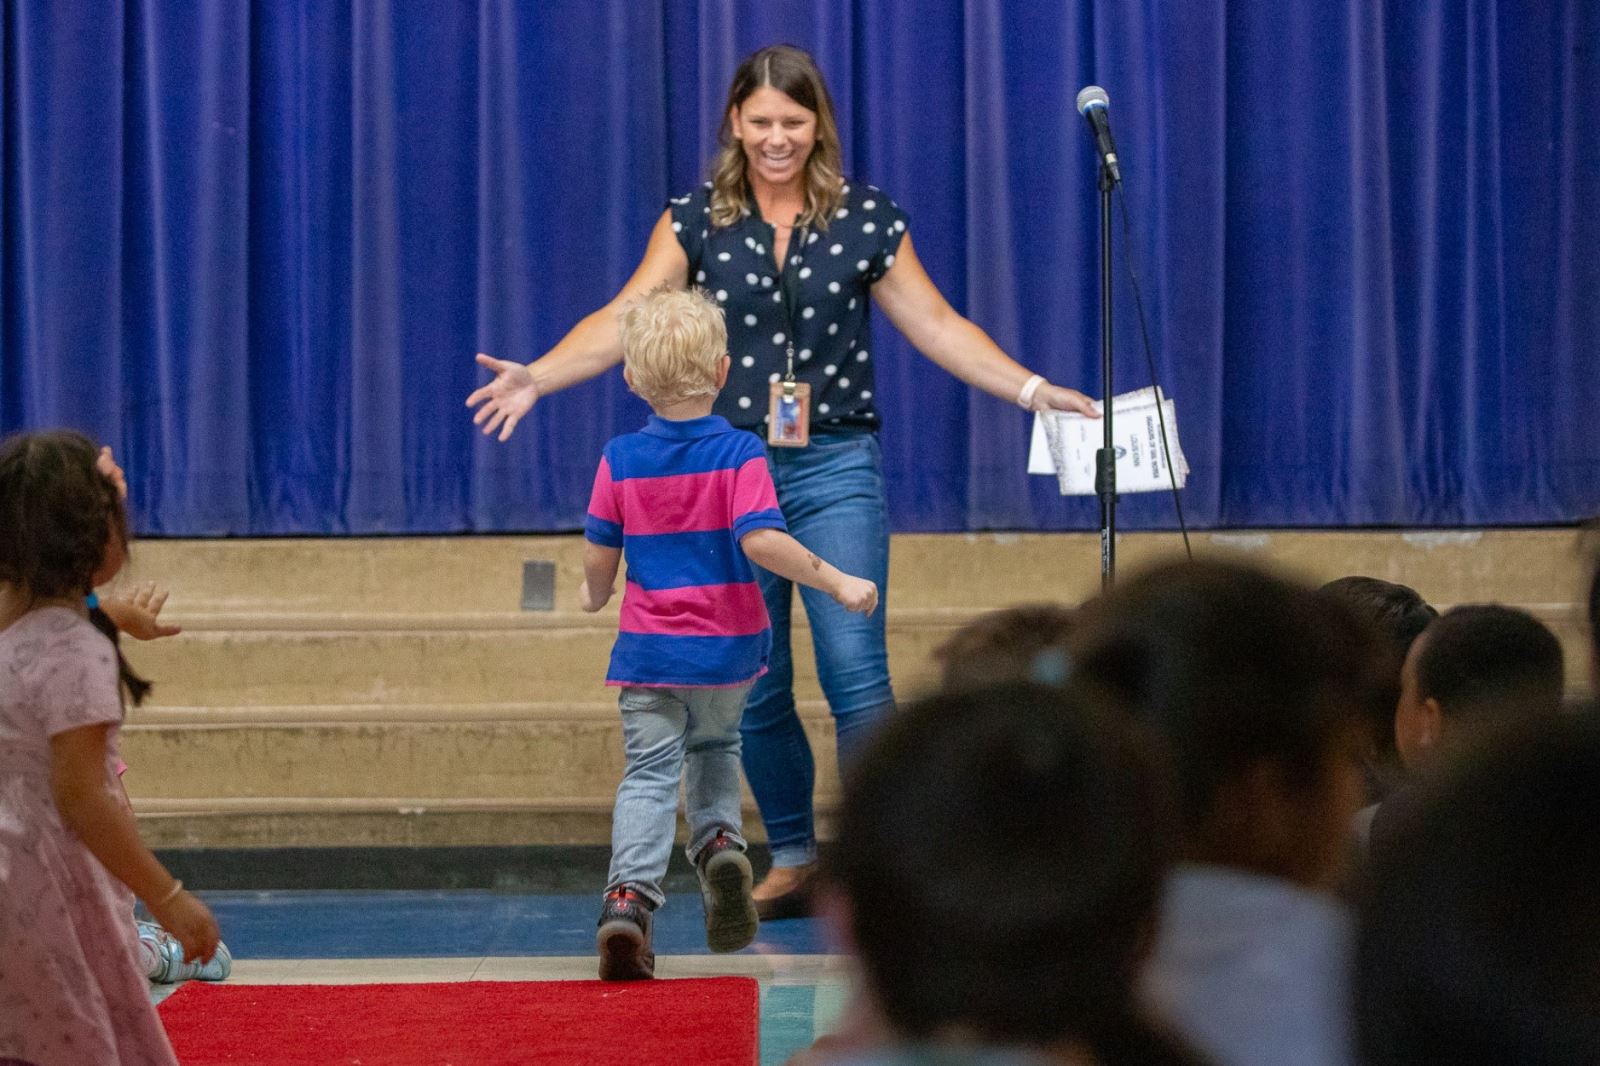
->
[120, 706, 837, 806]
[122, 612, 957, 709]
[111, 530, 1594, 850]
[119, 530, 1589, 614]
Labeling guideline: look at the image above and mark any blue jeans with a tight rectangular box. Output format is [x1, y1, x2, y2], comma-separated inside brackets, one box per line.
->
[742, 432, 895, 868]
[607, 683, 751, 909]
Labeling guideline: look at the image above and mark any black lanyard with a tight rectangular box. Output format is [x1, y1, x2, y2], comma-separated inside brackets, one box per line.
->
[776, 215, 810, 386]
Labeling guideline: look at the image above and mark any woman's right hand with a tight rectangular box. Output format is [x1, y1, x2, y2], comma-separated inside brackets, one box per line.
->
[466, 353, 540, 442]
[149, 890, 222, 964]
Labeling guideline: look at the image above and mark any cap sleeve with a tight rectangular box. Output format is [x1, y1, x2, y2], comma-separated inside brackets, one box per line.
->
[667, 186, 711, 275]
[729, 445, 787, 540]
[584, 453, 624, 548]
[31, 613, 124, 737]
[861, 187, 909, 285]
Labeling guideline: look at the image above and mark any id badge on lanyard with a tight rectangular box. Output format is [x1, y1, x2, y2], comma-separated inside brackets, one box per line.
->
[768, 218, 812, 448]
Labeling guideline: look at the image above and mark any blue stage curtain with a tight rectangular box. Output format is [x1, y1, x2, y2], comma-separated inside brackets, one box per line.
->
[1, 1, 1595, 534]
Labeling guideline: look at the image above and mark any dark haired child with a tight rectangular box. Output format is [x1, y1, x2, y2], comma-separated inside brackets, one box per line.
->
[1071, 560, 1392, 1066]
[1318, 575, 1437, 807]
[1393, 603, 1565, 768]
[807, 682, 1202, 1066]
[0, 430, 220, 1066]
[1357, 713, 1600, 1064]
[1366, 603, 1565, 856]
[87, 447, 232, 983]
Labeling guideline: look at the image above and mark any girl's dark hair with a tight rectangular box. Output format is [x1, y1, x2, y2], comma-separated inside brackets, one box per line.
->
[1318, 575, 1436, 757]
[827, 680, 1205, 1065]
[1318, 576, 1438, 661]
[88, 604, 153, 706]
[0, 430, 152, 705]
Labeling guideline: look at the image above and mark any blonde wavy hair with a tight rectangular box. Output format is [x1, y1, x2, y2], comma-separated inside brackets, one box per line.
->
[618, 286, 728, 408]
[709, 45, 845, 231]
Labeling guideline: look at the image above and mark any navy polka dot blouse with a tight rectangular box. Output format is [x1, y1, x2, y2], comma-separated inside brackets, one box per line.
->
[669, 182, 908, 433]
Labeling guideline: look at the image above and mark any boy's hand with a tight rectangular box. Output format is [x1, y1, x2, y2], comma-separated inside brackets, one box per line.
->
[833, 576, 879, 616]
[101, 582, 182, 640]
[577, 578, 612, 613]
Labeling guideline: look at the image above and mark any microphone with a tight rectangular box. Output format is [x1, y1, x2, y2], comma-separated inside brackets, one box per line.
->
[1075, 85, 1121, 184]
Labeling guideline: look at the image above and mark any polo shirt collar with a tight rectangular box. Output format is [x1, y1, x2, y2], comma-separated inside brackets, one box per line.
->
[641, 414, 732, 440]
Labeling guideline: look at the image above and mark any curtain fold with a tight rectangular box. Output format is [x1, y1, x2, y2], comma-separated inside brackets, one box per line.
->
[1, 0, 1595, 534]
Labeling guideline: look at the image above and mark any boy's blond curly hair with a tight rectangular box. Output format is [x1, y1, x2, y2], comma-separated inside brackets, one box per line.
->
[618, 286, 728, 408]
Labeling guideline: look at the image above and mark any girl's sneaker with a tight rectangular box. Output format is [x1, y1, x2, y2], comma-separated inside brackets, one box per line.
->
[596, 885, 655, 980]
[137, 920, 233, 983]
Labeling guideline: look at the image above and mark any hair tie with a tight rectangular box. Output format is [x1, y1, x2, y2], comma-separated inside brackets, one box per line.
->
[85, 592, 100, 610]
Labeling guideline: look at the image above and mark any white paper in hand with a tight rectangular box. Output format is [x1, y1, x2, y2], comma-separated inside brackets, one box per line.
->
[1027, 387, 1188, 495]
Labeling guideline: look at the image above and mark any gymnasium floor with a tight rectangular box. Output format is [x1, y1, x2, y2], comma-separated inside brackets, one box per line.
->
[151, 890, 851, 1065]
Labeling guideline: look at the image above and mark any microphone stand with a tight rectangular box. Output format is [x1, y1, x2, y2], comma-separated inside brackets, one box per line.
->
[1095, 161, 1117, 589]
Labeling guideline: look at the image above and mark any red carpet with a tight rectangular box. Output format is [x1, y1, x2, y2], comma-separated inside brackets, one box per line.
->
[158, 978, 759, 1065]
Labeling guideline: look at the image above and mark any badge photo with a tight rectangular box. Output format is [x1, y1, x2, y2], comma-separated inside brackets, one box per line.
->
[768, 380, 811, 448]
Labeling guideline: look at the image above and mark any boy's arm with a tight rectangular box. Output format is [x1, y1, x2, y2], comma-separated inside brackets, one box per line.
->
[579, 543, 623, 612]
[581, 450, 624, 612]
[740, 528, 878, 615]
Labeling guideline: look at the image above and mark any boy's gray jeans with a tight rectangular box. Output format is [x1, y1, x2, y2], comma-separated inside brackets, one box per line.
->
[605, 683, 751, 908]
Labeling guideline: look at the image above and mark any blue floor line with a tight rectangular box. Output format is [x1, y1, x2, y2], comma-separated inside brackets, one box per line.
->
[200, 890, 831, 959]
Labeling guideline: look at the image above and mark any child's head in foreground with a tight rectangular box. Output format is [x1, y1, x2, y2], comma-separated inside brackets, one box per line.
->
[823, 680, 1195, 1063]
[618, 286, 730, 412]
[1356, 712, 1600, 1065]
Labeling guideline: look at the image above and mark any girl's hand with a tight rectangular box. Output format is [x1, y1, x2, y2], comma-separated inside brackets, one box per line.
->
[149, 889, 221, 964]
[466, 353, 540, 442]
[101, 582, 182, 641]
[96, 446, 129, 500]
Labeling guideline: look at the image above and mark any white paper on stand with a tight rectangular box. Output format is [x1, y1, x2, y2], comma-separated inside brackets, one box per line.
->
[1027, 387, 1189, 495]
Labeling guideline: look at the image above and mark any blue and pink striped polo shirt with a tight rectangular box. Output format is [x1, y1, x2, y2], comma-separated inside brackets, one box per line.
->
[584, 414, 787, 688]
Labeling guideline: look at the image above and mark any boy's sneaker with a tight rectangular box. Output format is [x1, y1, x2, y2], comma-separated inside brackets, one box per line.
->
[138, 920, 233, 983]
[697, 829, 758, 953]
[596, 885, 655, 981]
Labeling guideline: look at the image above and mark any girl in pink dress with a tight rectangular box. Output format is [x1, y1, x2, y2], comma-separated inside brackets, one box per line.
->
[0, 430, 221, 1066]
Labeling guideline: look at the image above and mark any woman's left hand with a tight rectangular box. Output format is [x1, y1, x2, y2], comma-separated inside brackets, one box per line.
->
[1034, 383, 1102, 418]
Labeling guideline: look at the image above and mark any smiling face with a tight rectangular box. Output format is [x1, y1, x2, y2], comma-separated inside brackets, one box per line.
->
[730, 86, 818, 192]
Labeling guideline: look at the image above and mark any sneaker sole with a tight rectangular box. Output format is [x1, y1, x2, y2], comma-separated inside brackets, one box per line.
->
[702, 849, 758, 953]
[596, 918, 654, 980]
[195, 942, 233, 982]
